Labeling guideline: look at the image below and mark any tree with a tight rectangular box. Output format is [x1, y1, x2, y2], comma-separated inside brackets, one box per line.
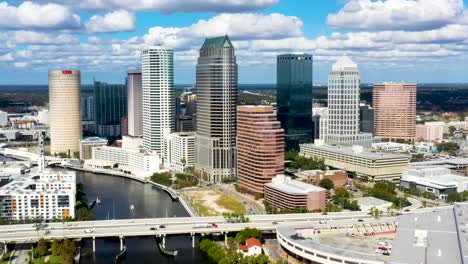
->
[235, 228, 262, 244]
[448, 126, 456, 136]
[319, 178, 334, 190]
[334, 187, 350, 198]
[37, 239, 48, 256]
[438, 142, 460, 156]
[51, 239, 62, 256]
[447, 192, 463, 203]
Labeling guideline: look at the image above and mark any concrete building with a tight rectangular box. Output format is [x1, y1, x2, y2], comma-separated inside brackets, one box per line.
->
[141, 46, 175, 156]
[354, 197, 392, 213]
[325, 56, 372, 148]
[416, 122, 445, 141]
[300, 141, 410, 183]
[264, 175, 326, 211]
[121, 135, 143, 150]
[127, 68, 143, 137]
[85, 146, 160, 178]
[94, 81, 127, 137]
[296, 170, 348, 187]
[359, 103, 374, 134]
[164, 132, 196, 173]
[236, 106, 284, 195]
[0, 111, 8, 127]
[0, 169, 76, 220]
[312, 106, 328, 141]
[400, 167, 468, 199]
[79, 137, 108, 160]
[372, 142, 413, 152]
[277, 54, 313, 151]
[36, 109, 49, 125]
[81, 96, 94, 121]
[373, 83, 417, 142]
[48, 70, 81, 155]
[195, 36, 238, 182]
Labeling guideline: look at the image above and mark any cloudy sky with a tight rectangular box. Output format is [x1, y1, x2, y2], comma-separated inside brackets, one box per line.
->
[1, 0, 468, 84]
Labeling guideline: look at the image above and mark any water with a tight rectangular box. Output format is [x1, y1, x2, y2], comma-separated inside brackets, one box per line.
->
[75, 171, 204, 264]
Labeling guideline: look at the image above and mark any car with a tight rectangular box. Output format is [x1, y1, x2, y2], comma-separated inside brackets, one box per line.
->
[319, 220, 327, 224]
[322, 212, 328, 215]
[211, 223, 218, 228]
[84, 229, 93, 233]
[404, 209, 411, 212]
[150, 227, 157, 231]
[159, 225, 166, 228]
[357, 219, 364, 222]
[272, 221, 278, 225]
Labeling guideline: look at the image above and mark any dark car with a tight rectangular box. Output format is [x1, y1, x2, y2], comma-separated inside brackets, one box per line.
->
[150, 227, 157, 230]
[357, 219, 364, 222]
[159, 225, 166, 228]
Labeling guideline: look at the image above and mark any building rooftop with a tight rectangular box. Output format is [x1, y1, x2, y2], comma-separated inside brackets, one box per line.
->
[266, 177, 325, 194]
[80, 137, 108, 143]
[201, 35, 232, 49]
[301, 143, 410, 160]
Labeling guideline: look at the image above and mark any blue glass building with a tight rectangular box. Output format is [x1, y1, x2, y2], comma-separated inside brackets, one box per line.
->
[277, 54, 314, 151]
[94, 81, 127, 137]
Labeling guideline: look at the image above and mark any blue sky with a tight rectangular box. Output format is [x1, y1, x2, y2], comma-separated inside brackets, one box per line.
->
[0, 0, 468, 84]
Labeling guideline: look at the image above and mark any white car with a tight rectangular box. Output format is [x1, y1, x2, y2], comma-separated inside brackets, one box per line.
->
[84, 229, 93, 233]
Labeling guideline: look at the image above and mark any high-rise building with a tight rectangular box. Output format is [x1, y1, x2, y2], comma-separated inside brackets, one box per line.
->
[0, 111, 8, 126]
[94, 81, 127, 137]
[237, 106, 284, 195]
[195, 35, 238, 182]
[277, 54, 313, 151]
[141, 46, 175, 156]
[127, 68, 143, 137]
[325, 56, 372, 148]
[81, 96, 94, 121]
[48, 70, 82, 155]
[164, 132, 196, 173]
[373, 83, 417, 142]
[359, 103, 374, 134]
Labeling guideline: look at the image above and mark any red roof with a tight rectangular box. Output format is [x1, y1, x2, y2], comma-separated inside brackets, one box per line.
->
[239, 238, 262, 252]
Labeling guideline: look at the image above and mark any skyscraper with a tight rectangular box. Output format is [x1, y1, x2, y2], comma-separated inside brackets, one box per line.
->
[325, 56, 372, 148]
[359, 103, 375, 134]
[277, 54, 313, 151]
[141, 47, 175, 155]
[237, 106, 284, 195]
[81, 96, 94, 121]
[127, 68, 143, 137]
[373, 83, 417, 142]
[48, 70, 81, 155]
[195, 35, 237, 182]
[94, 81, 127, 137]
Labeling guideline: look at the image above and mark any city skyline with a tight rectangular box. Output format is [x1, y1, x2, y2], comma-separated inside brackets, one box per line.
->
[0, 0, 467, 84]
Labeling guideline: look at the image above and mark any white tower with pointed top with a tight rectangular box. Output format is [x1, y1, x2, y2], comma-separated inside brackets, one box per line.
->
[325, 56, 372, 148]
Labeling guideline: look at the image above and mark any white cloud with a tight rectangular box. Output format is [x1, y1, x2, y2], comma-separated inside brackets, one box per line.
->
[85, 10, 136, 33]
[14, 62, 28, 68]
[11, 31, 79, 45]
[0, 53, 13, 62]
[327, 0, 464, 30]
[0, 1, 80, 30]
[24, 0, 278, 13]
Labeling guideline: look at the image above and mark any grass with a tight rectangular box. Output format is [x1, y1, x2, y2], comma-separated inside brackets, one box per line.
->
[32, 255, 65, 264]
[183, 189, 246, 216]
[0, 252, 12, 264]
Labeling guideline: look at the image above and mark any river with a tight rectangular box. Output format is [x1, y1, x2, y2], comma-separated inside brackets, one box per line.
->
[76, 171, 204, 263]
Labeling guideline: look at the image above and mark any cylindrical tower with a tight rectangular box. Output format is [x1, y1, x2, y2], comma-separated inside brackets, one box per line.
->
[48, 70, 82, 156]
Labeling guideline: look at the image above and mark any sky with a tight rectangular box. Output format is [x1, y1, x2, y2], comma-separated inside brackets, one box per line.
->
[1, 0, 468, 84]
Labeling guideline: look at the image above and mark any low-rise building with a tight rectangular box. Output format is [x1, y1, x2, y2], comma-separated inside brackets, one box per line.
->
[79, 137, 108, 160]
[0, 169, 76, 220]
[85, 146, 160, 178]
[164, 132, 196, 172]
[264, 175, 326, 211]
[238, 238, 262, 257]
[121, 135, 143, 150]
[0, 111, 8, 127]
[400, 167, 468, 199]
[416, 122, 445, 141]
[354, 197, 392, 213]
[372, 142, 413, 153]
[296, 170, 348, 187]
[300, 141, 410, 183]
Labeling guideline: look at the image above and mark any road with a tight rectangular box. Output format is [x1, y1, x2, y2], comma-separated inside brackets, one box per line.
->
[10, 243, 30, 264]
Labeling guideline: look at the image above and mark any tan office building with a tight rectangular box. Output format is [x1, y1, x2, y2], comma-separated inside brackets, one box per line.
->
[373, 83, 416, 142]
[49, 70, 82, 155]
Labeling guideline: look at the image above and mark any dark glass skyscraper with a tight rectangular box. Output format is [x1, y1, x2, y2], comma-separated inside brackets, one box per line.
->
[277, 54, 313, 151]
[94, 81, 127, 137]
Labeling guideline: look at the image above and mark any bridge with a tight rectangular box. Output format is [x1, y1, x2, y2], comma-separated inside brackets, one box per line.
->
[0, 208, 444, 251]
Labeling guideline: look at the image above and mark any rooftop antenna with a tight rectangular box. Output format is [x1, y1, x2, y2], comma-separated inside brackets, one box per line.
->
[37, 131, 46, 173]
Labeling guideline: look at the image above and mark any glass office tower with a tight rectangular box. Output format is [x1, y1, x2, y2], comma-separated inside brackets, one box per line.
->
[94, 81, 127, 137]
[277, 54, 313, 151]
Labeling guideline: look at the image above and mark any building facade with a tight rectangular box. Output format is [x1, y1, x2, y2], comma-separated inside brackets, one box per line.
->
[195, 36, 238, 182]
[81, 96, 94, 121]
[237, 106, 284, 195]
[300, 141, 410, 183]
[264, 175, 326, 211]
[164, 132, 196, 172]
[373, 83, 417, 142]
[48, 70, 82, 155]
[0, 111, 7, 127]
[94, 81, 127, 137]
[277, 54, 313, 151]
[0, 170, 76, 220]
[141, 47, 175, 156]
[360, 103, 375, 134]
[127, 68, 143, 137]
[79, 137, 108, 160]
[416, 122, 444, 142]
[325, 57, 372, 148]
